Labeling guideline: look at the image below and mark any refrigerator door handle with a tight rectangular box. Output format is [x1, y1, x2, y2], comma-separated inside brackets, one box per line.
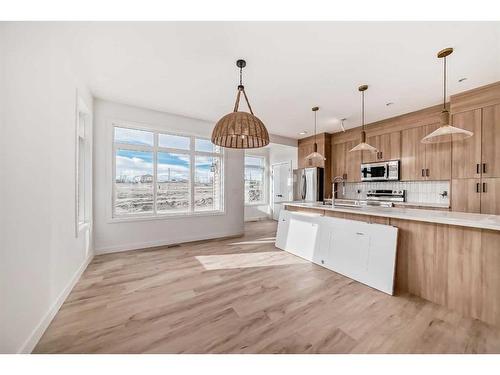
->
[302, 174, 307, 200]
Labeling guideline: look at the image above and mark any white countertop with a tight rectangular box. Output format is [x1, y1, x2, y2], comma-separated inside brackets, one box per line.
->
[284, 202, 500, 231]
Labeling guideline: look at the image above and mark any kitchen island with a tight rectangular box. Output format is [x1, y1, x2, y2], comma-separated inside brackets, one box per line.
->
[283, 202, 500, 327]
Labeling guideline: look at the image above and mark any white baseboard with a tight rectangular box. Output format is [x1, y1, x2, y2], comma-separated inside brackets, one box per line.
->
[94, 231, 245, 255]
[17, 252, 94, 354]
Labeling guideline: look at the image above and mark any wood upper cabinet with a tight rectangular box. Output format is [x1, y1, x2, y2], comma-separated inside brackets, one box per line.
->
[362, 131, 401, 163]
[452, 109, 482, 179]
[481, 104, 500, 178]
[424, 123, 451, 180]
[345, 140, 361, 182]
[401, 126, 426, 181]
[401, 124, 451, 181]
[332, 142, 346, 179]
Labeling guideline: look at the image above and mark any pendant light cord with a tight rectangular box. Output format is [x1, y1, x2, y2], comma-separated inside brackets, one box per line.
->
[239, 65, 243, 86]
[314, 110, 317, 145]
[362, 90, 365, 130]
[443, 56, 447, 110]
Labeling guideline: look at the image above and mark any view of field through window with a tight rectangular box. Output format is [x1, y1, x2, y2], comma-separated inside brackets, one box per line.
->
[244, 155, 265, 204]
[114, 127, 222, 216]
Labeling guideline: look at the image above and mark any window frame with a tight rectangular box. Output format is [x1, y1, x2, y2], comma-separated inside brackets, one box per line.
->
[110, 121, 224, 221]
[244, 154, 267, 206]
[75, 93, 91, 237]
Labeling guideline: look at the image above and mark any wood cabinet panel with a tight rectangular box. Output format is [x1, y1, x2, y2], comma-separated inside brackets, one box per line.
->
[480, 229, 500, 326]
[362, 131, 401, 163]
[332, 142, 346, 179]
[451, 178, 481, 213]
[424, 123, 451, 180]
[452, 109, 482, 179]
[401, 126, 426, 181]
[481, 104, 500, 178]
[345, 140, 361, 182]
[480, 178, 500, 215]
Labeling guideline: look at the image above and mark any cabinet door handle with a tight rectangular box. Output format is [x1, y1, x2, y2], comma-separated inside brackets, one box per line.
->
[476, 183, 480, 193]
[483, 182, 486, 193]
[483, 163, 487, 174]
[421, 169, 425, 177]
[426, 168, 429, 177]
[477, 164, 480, 174]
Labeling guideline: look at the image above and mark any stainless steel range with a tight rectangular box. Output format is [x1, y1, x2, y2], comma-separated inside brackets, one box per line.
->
[366, 189, 406, 202]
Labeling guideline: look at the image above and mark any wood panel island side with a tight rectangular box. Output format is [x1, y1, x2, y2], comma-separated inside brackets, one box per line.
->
[283, 202, 500, 327]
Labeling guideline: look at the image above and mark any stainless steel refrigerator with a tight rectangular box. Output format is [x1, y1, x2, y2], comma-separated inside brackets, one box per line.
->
[293, 167, 324, 202]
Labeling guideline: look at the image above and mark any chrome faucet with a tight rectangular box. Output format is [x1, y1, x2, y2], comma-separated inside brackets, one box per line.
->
[332, 176, 345, 207]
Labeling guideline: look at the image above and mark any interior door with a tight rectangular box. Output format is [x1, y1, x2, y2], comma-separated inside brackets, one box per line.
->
[272, 162, 292, 220]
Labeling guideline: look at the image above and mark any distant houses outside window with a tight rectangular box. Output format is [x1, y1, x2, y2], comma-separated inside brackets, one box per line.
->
[113, 124, 223, 218]
[244, 155, 266, 205]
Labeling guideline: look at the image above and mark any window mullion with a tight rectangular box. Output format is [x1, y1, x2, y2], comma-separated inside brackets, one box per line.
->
[153, 132, 158, 217]
[190, 136, 195, 213]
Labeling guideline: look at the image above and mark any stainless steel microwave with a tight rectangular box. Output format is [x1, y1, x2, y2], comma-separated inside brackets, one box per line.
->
[360, 160, 400, 181]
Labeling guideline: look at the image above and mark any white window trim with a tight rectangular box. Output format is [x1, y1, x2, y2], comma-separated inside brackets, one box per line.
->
[244, 154, 268, 206]
[109, 120, 225, 222]
[75, 92, 91, 237]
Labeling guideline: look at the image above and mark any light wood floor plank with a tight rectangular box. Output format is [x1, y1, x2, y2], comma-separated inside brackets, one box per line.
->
[34, 220, 500, 353]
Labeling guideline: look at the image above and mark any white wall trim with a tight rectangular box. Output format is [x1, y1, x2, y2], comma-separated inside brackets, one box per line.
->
[95, 230, 244, 255]
[17, 252, 94, 354]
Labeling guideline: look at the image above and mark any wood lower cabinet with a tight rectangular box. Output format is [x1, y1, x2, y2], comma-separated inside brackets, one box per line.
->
[362, 131, 401, 163]
[451, 179, 481, 213]
[451, 177, 500, 214]
[480, 178, 500, 214]
[452, 109, 482, 179]
[481, 104, 500, 178]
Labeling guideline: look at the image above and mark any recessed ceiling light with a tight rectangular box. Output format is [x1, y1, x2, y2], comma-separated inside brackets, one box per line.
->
[386, 102, 394, 106]
[458, 77, 467, 82]
[299, 131, 307, 135]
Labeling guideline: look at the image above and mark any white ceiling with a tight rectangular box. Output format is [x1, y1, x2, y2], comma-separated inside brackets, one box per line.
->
[68, 22, 500, 139]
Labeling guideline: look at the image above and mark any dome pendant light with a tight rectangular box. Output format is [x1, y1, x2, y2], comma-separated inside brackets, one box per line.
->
[305, 106, 326, 163]
[421, 48, 473, 144]
[211, 59, 270, 149]
[349, 85, 378, 153]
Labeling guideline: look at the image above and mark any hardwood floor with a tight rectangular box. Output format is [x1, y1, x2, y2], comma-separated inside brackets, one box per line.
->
[34, 220, 500, 354]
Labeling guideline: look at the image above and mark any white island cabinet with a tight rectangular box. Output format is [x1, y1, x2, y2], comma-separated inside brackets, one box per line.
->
[275, 209, 398, 295]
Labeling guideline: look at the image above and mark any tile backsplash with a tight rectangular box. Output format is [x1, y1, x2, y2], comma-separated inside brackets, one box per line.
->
[338, 180, 450, 206]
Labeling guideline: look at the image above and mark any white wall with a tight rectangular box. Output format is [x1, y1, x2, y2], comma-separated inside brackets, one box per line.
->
[93, 99, 245, 253]
[244, 143, 298, 221]
[0, 23, 94, 353]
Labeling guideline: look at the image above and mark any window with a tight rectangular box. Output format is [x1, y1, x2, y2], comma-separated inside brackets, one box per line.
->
[113, 124, 223, 218]
[244, 155, 266, 204]
[75, 96, 91, 236]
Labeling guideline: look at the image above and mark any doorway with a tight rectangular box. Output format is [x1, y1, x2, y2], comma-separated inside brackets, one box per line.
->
[271, 161, 292, 220]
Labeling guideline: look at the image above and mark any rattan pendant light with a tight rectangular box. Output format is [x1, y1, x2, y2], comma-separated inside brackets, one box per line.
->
[349, 85, 378, 153]
[421, 48, 473, 144]
[211, 59, 269, 149]
[305, 106, 326, 162]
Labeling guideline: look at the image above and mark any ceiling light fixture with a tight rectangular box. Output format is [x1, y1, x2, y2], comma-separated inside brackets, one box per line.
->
[421, 48, 473, 144]
[340, 118, 346, 132]
[211, 59, 270, 149]
[299, 131, 307, 135]
[305, 107, 326, 162]
[349, 85, 378, 153]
